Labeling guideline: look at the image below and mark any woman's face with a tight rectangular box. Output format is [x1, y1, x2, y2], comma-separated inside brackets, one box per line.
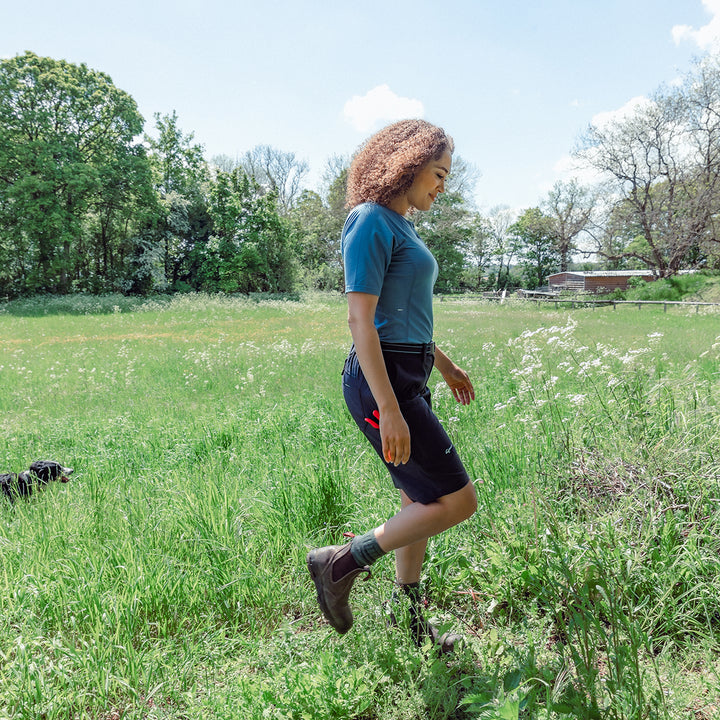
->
[404, 150, 452, 213]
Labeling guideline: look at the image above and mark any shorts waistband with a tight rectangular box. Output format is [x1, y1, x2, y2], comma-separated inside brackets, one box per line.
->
[380, 341, 435, 355]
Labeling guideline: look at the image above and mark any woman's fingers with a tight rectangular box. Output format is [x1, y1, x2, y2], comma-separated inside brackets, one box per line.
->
[449, 376, 475, 405]
[384, 436, 411, 466]
[373, 409, 410, 466]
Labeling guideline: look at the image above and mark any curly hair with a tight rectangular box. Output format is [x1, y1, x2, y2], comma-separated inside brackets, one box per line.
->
[345, 119, 454, 209]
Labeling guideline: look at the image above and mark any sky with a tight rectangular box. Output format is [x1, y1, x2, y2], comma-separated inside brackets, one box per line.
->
[3, 0, 720, 214]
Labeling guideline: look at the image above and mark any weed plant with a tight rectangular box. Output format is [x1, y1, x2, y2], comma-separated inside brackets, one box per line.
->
[0, 293, 719, 718]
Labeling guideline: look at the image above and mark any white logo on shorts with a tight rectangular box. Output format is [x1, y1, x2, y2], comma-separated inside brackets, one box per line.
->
[445, 444, 453, 454]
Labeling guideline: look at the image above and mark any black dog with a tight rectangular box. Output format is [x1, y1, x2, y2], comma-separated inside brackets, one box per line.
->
[0, 460, 73, 502]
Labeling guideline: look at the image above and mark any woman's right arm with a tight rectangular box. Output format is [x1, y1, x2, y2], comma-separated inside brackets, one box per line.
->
[347, 292, 411, 466]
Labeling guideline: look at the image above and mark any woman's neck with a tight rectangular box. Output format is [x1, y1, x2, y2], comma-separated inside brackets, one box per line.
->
[386, 195, 409, 217]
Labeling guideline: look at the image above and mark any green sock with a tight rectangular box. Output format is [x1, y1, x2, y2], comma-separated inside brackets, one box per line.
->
[350, 530, 386, 567]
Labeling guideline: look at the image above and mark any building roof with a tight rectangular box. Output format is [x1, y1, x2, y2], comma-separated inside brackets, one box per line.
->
[548, 270, 654, 279]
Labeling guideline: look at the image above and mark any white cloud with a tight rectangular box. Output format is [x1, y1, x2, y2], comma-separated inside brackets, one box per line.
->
[672, 0, 720, 49]
[342, 85, 424, 133]
[590, 95, 653, 129]
[548, 99, 652, 191]
[549, 95, 668, 193]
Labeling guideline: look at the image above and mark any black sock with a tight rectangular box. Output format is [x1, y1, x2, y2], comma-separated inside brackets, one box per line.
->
[398, 582, 422, 605]
[392, 582, 428, 645]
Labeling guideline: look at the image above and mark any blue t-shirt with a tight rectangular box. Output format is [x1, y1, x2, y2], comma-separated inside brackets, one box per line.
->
[341, 202, 439, 344]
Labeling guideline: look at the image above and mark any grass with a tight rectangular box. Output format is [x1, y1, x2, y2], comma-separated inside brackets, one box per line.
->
[0, 292, 719, 719]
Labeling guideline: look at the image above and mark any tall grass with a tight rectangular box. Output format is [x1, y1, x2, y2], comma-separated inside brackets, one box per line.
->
[0, 293, 718, 719]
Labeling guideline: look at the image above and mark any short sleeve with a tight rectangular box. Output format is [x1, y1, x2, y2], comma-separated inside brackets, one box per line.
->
[341, 206, 393, 295]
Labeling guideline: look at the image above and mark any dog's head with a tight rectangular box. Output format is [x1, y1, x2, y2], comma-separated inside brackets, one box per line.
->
[28, 460, 73, 484]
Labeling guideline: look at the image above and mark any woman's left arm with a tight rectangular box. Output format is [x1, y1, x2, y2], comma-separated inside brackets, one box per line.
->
[434, 346, 475, 406]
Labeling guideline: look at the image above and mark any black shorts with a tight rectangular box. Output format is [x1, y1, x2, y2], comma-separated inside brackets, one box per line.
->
[342, 345, 470, 504]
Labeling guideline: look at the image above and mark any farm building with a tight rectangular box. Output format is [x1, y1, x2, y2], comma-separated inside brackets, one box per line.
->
[547, 270, 656, 294]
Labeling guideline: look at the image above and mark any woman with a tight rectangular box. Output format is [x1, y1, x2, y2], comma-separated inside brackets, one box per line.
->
[307, 119, 477, 652]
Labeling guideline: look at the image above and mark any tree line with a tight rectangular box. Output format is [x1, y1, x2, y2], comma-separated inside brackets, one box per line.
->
[1, 51, 719, 299]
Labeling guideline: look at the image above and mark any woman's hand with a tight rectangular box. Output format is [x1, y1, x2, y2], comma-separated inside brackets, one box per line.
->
[442, 365, 475, 405]
[377, 406, 411, 466]
[434, 347, 475, 406]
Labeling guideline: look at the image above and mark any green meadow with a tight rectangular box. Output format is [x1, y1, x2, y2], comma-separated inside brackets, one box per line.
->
[1, 293, 719, 719]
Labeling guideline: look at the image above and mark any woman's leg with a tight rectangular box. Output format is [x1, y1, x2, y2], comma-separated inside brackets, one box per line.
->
[389, 487, 473, 653]
[308, 483, 476, 636]
[375, 481, 477, 555]
[394, 489, 428, 585]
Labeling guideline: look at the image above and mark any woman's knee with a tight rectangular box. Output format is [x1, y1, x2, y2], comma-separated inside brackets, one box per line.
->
[456, 481, 477, 520]
[439, 482, 477, 524]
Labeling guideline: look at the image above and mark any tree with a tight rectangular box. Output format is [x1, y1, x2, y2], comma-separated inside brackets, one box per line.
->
[196, 169, 296, 294]
[209, 154, 240, 173]
[577, 57, 720, 275]
[509, 208, 560, 289]
[484, 206, 518, 290]
[322, 155, 350, 228]
[145, 112, 210, 290]
[678, 56, 720, 269]
[461, 213, 494, 290]
[288, 190, 343, 290]
[282, 156, 348, 291]
[87, 144, 159, 293]
[542, 179, 595, 272]
[0, 52, 148, 295]
[240, 145, 309, 214]
[443, 155, 480, 200]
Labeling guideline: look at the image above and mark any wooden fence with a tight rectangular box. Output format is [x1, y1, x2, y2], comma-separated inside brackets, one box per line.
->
[522, 298, 720, 312]
[436, 294, 720, 312]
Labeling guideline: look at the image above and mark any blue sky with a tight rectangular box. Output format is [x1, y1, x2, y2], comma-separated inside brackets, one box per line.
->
[2, 0, 719, 212]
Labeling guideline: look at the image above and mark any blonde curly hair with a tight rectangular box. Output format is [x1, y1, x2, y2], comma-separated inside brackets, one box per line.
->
[345, 119, 454, 209]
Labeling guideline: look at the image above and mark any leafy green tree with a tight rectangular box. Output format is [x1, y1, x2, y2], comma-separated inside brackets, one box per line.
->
[288, 190, 343, 290]
[0, 52, 147, 295]
[145, 112, 211, 290]
[197, 169, 295, 293]
[323, 157, 350, 230]
[509, 208, 560, 289]
[461, 213, 494, 290]
[86, 145, 159, 293]
[286, 157, 349, 291]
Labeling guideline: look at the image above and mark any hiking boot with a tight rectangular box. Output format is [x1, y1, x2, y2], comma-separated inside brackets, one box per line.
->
[307, 544, 370, 634]
[386, 588, 463, 654]
[424, 621, 463, 655]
